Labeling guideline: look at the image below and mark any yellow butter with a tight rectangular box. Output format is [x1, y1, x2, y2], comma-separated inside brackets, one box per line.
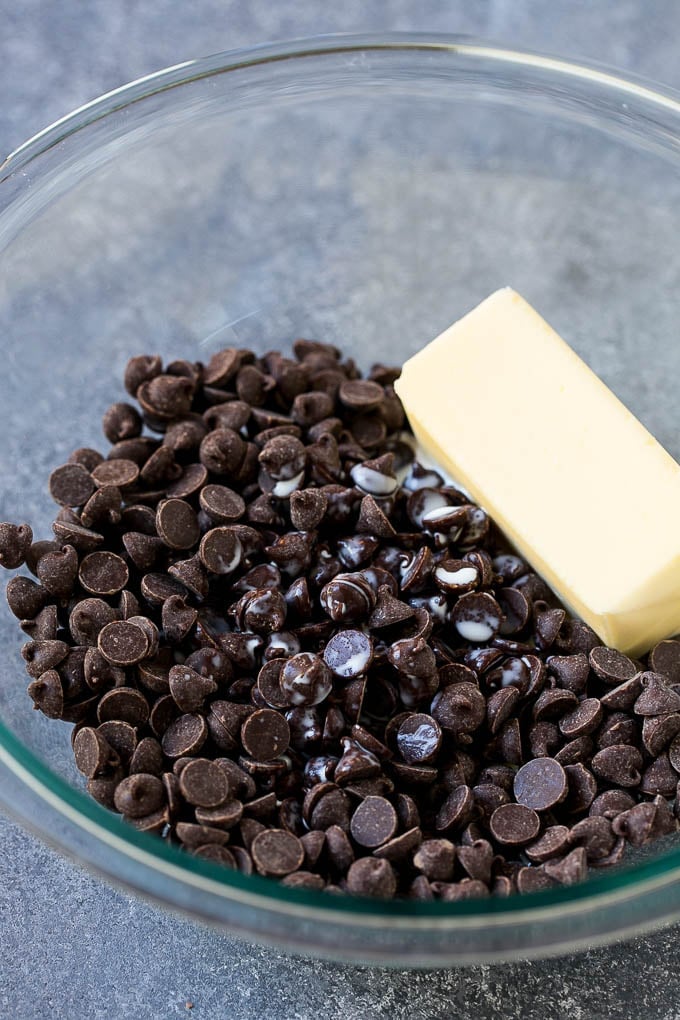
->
[395, 287, 680, 656]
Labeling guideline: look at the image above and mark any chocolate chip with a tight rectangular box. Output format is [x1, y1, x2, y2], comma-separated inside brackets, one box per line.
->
[161, 596, 197, 644]
[67, 600, 117, 647]
[431, 683, 485, 739]
[93, 718, 136, 767]
[37, 544, 78, 599]
[435, 785, 475, 833]
[178, 759, 230, 808]
[591, 744, 643, 787]
[161, 713, 208, 758]
[525, 825, 572, 863]
[241, 709, 290, 762]
[564, 763, 598, 813]
[97, 687, 149, 727]
[396, 713, 441, 764]
[458, 839, 493, 884]
[235, 588, 287, 634]
[193, 487, 243, 528]
[287, 488, 327, 531]
[513, 758, 567, 812]
[642, 713, 680, 756]
[0, 523, 33, 569]
[97, 621, 148, 666]
[72, 727, 116, 777]
[27, 669, 64, 718]
[139, 374, 195, 419]
[129, 737, 164, 777]
[489, 804, 541, 845]
[320, 824, 353, 874]
[597, 712, 638, 749]
[251, 829, 304, 877]
[168, 556, 208, 599]
[640, 753, 678, 796]
[543, 846, 587, 886]
[547, 653, 590, 694]
[451, 591, 503, 643]
[20, 604, 57, 642]
[202, 348, 241, 387]
[589, 789, 636, 819]
[280, 652, 333, 707]
[349, 796, 397, 849]
[600, 674, 643, 711]
[559, 698, 603, 739]
[78, 551, 129, 596]
[346, 857, 397, 898]
[49, 463, 96, 507]
[612, 803, 657, 846]
[195, 800, 243, 830]
[320, 572, 375, 623]
[169, 664, 217, 712]
[114, 773, 165, 818]
[309, 788, 351, 832]
[634, 673, 680, 716]
[323, 630, 373, 679]
[412, 838, 455, 881]
[124, 354, 162, 395]
[21, 639, 69, 678]
[102, 402, 142, 444]
[91, 458, 140, 489]
[155, 498, 200, 550]
[199, 428, 246, 476]
[356, 495, 395, 538]
[532, 687, 579, 721]
[6, 576, 48, 620]
[649, 640, 680, 684]
[589, 646, 637, 684]
[69, 447, 104, 472]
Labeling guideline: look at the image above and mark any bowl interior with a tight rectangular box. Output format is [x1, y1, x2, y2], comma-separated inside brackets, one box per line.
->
[2, 38, 680, 950]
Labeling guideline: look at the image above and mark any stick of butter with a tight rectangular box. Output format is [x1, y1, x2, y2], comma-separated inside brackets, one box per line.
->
[394, 287, 680, 657]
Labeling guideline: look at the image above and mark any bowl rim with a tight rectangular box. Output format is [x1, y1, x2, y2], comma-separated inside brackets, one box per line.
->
[4, 30, 680, 181]
[3, 30, 680, 926]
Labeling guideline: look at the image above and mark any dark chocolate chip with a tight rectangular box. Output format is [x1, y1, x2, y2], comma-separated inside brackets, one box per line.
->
[589, 646, 637, 684]
[161, 713, 208, 758]
[156, 498, 200, 550]
[513, 757, 567, 812]
[346, 857, 397, 898]
[241, 709, 290, 762]
[114, 773, 165, 818]
[251, 829, 304, 877]
[489, 803, 541, 845]
[591, 744, 643, 787]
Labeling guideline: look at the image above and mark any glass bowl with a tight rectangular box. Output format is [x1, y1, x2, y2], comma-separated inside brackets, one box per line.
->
[3, 33, 680, 967]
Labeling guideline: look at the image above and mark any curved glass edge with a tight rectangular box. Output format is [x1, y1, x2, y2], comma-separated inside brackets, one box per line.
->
[3, 31, 680, 182]
[2, 32, 680, 927]
[3, 716, 680, 924]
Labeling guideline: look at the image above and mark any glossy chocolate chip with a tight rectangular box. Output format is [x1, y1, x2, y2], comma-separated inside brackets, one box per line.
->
[280, 652, 333, 707]
[396, 714, 442, 764]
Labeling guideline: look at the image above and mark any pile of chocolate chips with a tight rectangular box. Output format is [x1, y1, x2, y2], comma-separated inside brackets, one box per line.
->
[3, 339, 680, 900]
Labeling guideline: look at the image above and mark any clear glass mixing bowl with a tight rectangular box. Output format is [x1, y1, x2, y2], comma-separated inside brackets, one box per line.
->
[3, 33, 680, 966]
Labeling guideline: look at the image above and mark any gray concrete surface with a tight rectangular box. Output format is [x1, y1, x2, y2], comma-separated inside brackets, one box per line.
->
[3, 2, 680, 1017]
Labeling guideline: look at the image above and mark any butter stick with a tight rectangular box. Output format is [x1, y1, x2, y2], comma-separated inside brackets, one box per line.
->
[395, 288, 680, 656]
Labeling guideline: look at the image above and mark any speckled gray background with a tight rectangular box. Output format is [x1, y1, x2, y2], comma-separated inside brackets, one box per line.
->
[3, 3, 680, 1018]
